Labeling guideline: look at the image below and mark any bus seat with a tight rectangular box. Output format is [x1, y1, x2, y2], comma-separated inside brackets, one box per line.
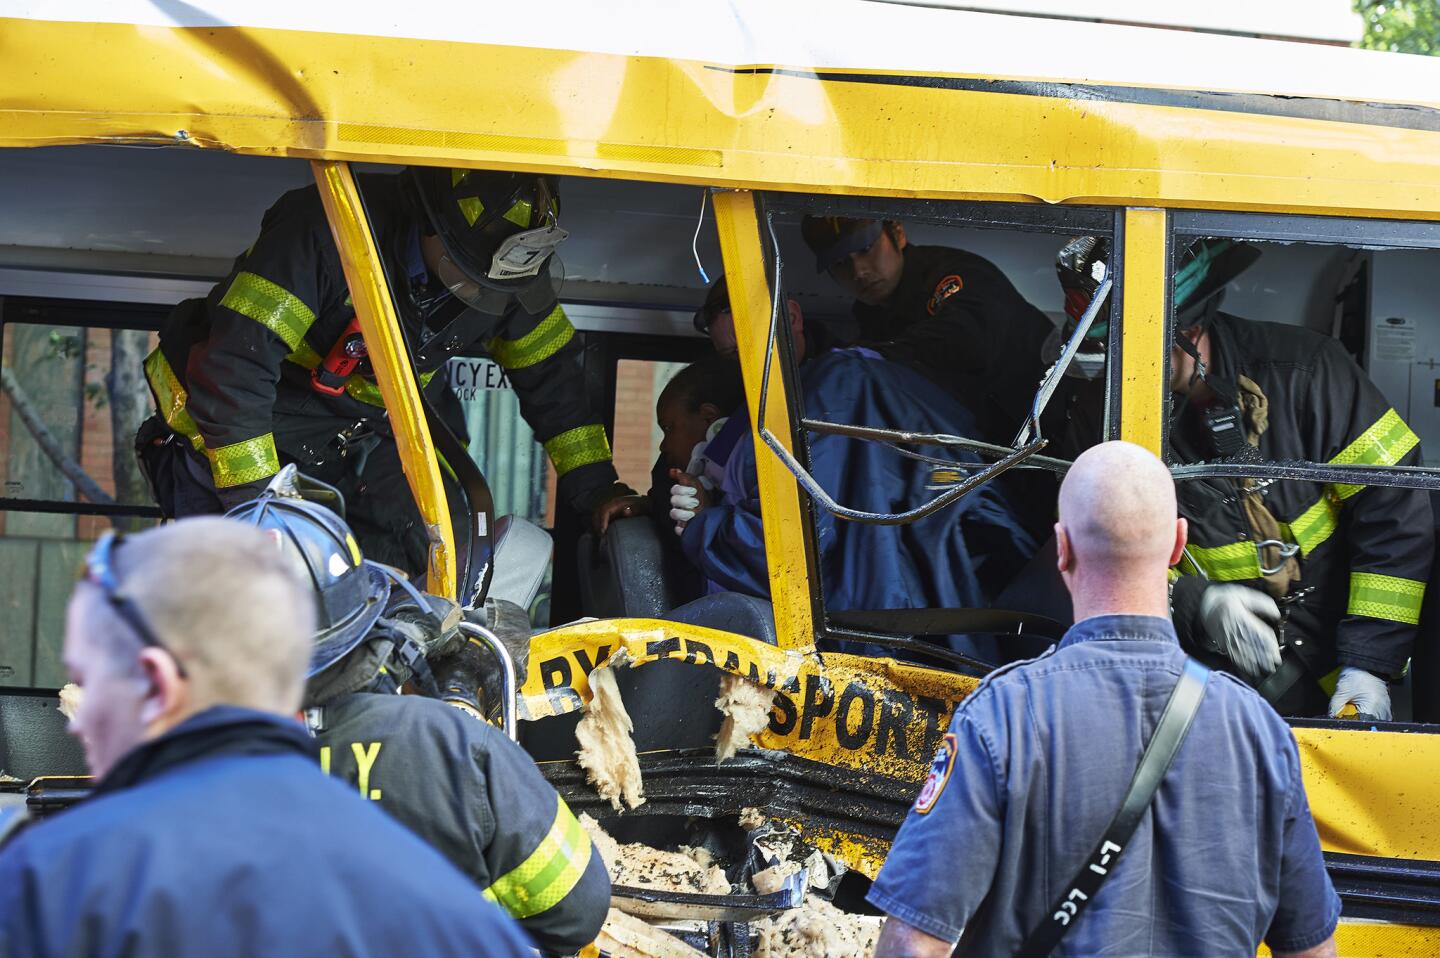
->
[489, 515, 553, 613]
[661, 593, 777, 645]
[576, 516, 679, 619]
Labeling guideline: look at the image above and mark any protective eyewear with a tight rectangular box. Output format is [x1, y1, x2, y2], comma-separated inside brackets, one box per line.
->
[84, 531, 187, 676]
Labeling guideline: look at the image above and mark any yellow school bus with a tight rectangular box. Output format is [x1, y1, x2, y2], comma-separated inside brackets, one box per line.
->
[3, 3, 1440, 953]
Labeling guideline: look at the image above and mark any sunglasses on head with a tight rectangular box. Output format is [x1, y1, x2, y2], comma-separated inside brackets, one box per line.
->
[84, 531, 186, 676]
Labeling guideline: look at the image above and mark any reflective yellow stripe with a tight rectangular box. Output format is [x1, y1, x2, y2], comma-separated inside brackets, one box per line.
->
[544, 424, 612, 477]
[487, 304, 574, 370]
[143, 348, 204, 451]
[1285, 491, 1341, 558]
[458, 196, 484, 227]
[282, 342, 432, 407]
[205, 434, 280, 488]
[343, 369, 436, 408]
[218, 271, 317, 352]
[288, 340, 324, 370]
[483, 796, 591, 919]
[1330, 408, 1420, 499]
[1348, 572, 1426, 626]
[1183, 540, 1262, 582]
[1180, 410, 1417, 581]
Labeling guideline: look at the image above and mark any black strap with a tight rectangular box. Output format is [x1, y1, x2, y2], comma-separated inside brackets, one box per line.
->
[1015, 658, 1211, 958]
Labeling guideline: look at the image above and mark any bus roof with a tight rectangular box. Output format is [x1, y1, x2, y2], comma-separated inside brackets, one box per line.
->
[4, 2, 1440, 216]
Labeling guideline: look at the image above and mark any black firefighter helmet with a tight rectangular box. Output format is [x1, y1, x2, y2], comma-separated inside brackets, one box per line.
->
[406, 166, 566, 302]
[223, 468, 390, 678]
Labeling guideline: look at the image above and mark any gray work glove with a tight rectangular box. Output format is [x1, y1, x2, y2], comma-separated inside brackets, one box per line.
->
[1198, 584, 1283, 681]
[1328, 666, 1392, 721]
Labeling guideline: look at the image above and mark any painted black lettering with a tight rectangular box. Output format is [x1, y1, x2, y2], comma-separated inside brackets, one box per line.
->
[721, 651, 742, 673]
[684, 639, 714, 667]
[916, 695, 951, 755]
[496, 366, 511, 389]
[770, 691, 798, 735]
[573, 644, 612, 677]
[798, 674, 835, 740]
[468, 361, 485, 388]
[876, 689, 914, 761]
[646, 637, 682, 660]
[540, 656, 583, 713]
[835, 682, 876, 750]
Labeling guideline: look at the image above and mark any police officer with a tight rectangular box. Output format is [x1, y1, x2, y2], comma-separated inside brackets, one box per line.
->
[799, 216, 1055, 446]
[226, 476, 610, 957]
[139, 167, 632, 578]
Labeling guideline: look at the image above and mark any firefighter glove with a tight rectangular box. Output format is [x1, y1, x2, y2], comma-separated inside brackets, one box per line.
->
[1329, 666, 1392, 722]
[1198, 584, 1283, 680]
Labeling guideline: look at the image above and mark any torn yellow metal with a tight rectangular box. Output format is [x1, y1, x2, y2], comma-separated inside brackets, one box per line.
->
[521, 620, 973, 783]
[310, 160, 456, 597]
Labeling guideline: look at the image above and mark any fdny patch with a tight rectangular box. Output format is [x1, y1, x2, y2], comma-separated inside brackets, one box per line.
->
[914, 732, 958, 814]
[926, 274, 965, 316]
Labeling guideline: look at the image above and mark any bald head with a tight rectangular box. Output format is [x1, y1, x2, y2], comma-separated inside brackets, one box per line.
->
[1056, 442, 1187, 618]
[1060, 442, 1178, 562]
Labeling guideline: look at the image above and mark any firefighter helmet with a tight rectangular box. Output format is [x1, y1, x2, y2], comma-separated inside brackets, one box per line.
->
[407, 167, 565, 295]
[1174, 238, 1261, 330]
[224, 469, 390, 677]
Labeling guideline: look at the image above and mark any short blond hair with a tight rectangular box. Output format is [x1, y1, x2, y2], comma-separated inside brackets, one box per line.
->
[103, 517, 316, 714]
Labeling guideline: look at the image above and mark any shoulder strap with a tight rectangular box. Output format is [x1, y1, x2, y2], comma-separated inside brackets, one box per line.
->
[1015, 658, 1210, 958]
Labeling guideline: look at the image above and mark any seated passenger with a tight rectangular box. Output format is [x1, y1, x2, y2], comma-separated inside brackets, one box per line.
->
[0, 518, 532, 958]
[656, 356, 747, 535]
[663, 280, 1039, 662]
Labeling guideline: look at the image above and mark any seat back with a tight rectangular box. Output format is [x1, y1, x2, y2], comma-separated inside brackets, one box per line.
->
[575, 516, 679, 619]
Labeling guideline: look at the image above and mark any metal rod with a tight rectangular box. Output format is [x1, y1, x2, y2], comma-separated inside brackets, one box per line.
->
[752, 212, 1052, 525]
[456, 622, 518, 741]
[1170, 460, 1440, 491]
[1015, 273, 1112, 446]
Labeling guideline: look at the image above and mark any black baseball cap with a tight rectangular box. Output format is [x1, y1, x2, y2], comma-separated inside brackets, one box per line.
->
[693, 275, 731, 333]
[800, 216, 885, 273]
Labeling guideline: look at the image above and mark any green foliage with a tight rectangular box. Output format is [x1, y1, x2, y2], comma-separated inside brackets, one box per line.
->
[45, 331, 83, 361]
[1354, 0, 1440, 56]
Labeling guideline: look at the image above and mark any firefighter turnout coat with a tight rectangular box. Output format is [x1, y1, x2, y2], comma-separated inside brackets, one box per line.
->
[311, 692, 609, 956]
[1170, 314, 1433, 697]
[143, 174, 617, 516]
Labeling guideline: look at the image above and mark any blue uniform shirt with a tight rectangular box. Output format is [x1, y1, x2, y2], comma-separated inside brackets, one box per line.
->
[868, 614, 1340, 957]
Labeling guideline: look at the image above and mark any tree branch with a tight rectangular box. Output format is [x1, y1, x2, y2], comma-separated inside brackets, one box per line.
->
[1, 362, 115, 505]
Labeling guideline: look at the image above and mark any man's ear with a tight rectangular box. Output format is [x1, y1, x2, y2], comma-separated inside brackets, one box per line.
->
[137, 647, 188, 728]
[1169, 517, 1188, 568]
[785, 298, 804, 336]
[698, 401, 723, 426]
[1054, 523, 1073, 575]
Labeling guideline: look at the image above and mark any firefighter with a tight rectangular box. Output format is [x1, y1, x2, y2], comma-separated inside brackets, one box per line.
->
[226, 476, 610, 957]
[1075, 238, 1432, 719]
[798, 216, 1055, 446]
[137, 167, 632, 578]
